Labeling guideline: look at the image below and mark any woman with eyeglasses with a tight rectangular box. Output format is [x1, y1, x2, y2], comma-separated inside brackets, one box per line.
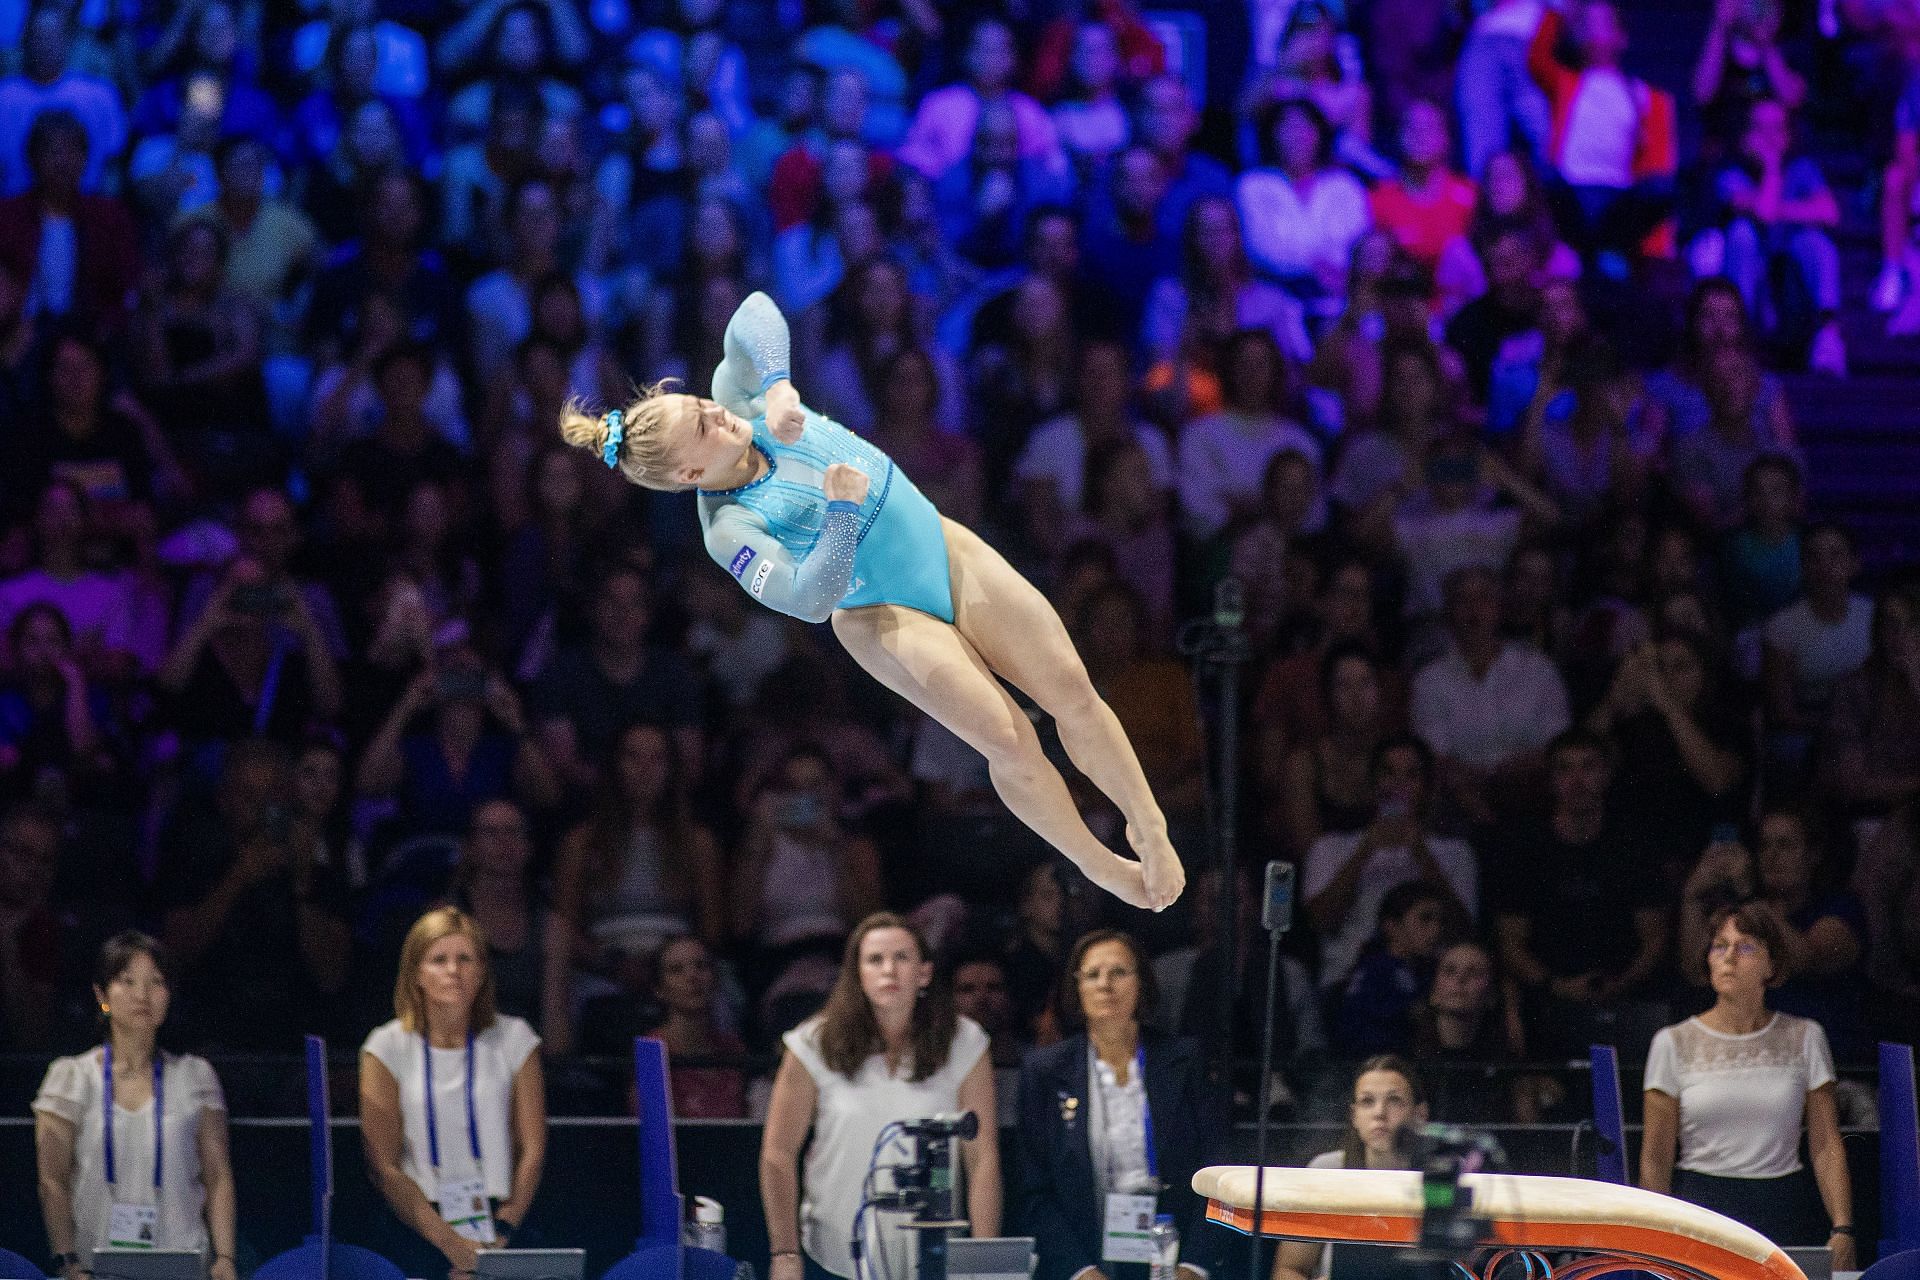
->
[1641, 904, 1854, 1266]
[34, 933, 236, 1280]
[1017, 930, 1219, 1280]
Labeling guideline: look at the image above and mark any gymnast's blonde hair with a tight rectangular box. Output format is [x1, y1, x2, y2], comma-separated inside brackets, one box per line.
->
[557, 381, 691, 490]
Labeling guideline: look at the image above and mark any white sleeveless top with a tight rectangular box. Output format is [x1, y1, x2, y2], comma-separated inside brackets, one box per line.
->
[783, 1015, 990, 1278]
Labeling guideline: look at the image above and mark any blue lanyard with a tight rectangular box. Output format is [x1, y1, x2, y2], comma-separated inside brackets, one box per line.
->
[422, 1033, 481, 1172]
[1136, 1046, 1158, 1180]
[102, 1044, 164, 1191]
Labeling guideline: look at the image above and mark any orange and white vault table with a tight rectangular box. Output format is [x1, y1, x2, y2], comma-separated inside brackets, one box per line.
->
[1193, 1167, 1807, 1280]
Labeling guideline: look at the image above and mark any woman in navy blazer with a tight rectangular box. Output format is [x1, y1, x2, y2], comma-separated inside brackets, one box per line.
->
[1017, 930, 1222, 1280]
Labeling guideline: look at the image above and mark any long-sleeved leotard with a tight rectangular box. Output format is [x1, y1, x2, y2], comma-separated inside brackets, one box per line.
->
[696, 293, 955, 624]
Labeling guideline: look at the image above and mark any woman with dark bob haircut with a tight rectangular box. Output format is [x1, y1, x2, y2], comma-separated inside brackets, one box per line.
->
[35, 933, 237, 1280]
[1017, 929, 1221, 1280]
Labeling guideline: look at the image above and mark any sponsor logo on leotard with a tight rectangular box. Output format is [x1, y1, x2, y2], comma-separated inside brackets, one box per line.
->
[729, 546, 756, 577]
[748, 559, 774, 598]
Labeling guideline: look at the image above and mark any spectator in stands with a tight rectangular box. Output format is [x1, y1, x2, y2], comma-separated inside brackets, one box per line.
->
[545, 721, 723, 1053]
[1528, 0, 1677, 262]
[1693, 0, 1803, 156]
[467, 180, 600, 386]
[868, 348, 987, 530]
[1410, 938, 1524, 1065]
[1877, 57, 1920, 328]
[130, 1, 279, 154]
[935, 101, 1074, 272]
[289, 24, 434, 176]
[1820, 586, 1920, 817]
[759, 912, 1000, 1280]
[731, 745, 885, 997]
[1669, 344, 1800, 532]
[1719, 455, 1804, 629]
[1588, 632, 1746, 874]
[1016, 340, 1171, 556]
[950, 952, 1026, 1089]
[899, 18, 1064, 183]
[1391, 435, 1560, 621]
[1334, 880, 1459, 1054]
[1456, 0, 1551, 179]
[34, 932, 236, 1276]
[158, 553, 343, 752]
[157, 739, 353, 1047]
[1134, 74, 1234, 242]
[304, 166, 459, 370]
[361, 906, 548, 1269]
[1281, 641, 1394, 857]
[1491, 729, 1669, 1055]
[1328, 338, 1446, 522]
[529, 565, 703, 794]
[1, 108, 140, 340]
[1644, 278, 1762, 440]
[810, 257, 965, 435]
[627, 0, 750, 138]
[437, 0, 588, 141]
[1679, 808, 1867, 1060]
[1371, 100, 1478, 273]
[177, 487, 347, 661]
[446, 799, 552, 1026]
[1050, 22, 1133, 179]
[1698, 98, 1844, 375]
[1856, 801, 1920, 1037]
[1412, 565, 1569, 822]
[1271, 1057, 1429, 1280]
[130, 219, 268, 453]
[1443, 221, 1543, 404]
[0, 603, 113, 803]
[1254, 559, 1396, 772]
[644, 933, 748, 1119]
[356, 641, 554, 841]
[1144, 195, 1312, 369]
[0, 7, 127, 198]
[1513, 335, 1647, 527]
[1000, 861, 1074, 1039]
[1178, 327, 1322, 544]
[1230, 447, 1332, 646]
[0, 802, 83, 1049]
[1642, 903, 1855, 1259]
[1761, 522, 1871, 744]
[1072, 441, 1178, 643]
[1018, 928, 1221, 1280]
[1236, 98, 1372, 316]
[1304, 734, 1476, 993]
[0, 480, 142, 680]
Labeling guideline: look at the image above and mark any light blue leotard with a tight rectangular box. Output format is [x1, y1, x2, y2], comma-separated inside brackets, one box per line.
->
[697, 292, 956, 625]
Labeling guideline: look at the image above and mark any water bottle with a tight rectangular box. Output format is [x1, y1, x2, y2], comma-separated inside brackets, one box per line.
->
[686, 1196, 727, 1254]
[1147, 1213, 1180, 1280]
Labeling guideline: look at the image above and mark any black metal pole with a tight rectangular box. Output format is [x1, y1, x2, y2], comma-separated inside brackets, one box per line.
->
[1248, 924, 1282, 1280]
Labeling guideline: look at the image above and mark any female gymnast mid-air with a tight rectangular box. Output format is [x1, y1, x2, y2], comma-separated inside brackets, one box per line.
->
[560, 292, 1184, 912]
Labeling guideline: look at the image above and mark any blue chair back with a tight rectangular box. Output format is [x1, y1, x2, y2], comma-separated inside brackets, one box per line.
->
[249, 1239, 405, 1280]
[0, 1246, 47, 1278]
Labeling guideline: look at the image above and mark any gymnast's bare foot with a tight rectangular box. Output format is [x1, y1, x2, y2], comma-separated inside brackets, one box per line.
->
[1129, 822, 1185, 911]
[1074, 849, 1154, 910]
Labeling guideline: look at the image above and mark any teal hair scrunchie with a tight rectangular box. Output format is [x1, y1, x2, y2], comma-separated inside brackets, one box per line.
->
[601, 409, 626, 470]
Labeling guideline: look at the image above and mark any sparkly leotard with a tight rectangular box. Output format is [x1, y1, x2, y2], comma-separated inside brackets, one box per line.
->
[696, 293, 955, 624]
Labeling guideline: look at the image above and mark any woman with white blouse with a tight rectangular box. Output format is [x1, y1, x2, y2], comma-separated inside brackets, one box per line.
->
[362, 906, 548, 1279]
[34, 933, 237, 1280]
[1641, 903, 1855, 1263]
[760, 912, 1001, 1280]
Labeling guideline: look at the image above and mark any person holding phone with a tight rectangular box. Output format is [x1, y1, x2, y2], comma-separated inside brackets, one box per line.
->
[730, 746, 884, 998]
[1301, 735, 1476, 994]
[34, 933, 237, 1280]
[356, 642, 558, 840]
[362, 907, 547, 1280]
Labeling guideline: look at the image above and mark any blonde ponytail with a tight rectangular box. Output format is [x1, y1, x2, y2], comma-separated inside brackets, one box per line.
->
[556, 381, 690, 490]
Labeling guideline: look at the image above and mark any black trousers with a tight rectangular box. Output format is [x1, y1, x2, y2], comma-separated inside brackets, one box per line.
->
[1672, 1166, 1829, 1246]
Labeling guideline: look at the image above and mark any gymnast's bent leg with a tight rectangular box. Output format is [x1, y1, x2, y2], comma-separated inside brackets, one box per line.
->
[940, 516, 1184, 910]
[829, 602, 1156, 909]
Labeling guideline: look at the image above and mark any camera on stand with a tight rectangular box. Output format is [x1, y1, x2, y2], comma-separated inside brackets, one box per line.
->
[858, 1113, 980, 1280]
[1405, 1123, 1506, 1264]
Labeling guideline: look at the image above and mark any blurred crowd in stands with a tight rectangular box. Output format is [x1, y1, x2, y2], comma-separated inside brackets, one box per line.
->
[0, 0, 1917, 1126]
